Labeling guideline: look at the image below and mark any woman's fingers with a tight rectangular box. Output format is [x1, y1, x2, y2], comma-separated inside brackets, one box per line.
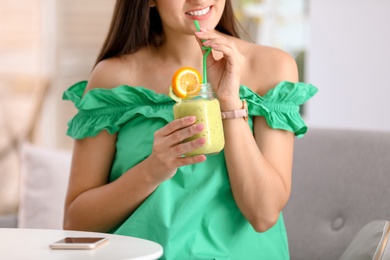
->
[148, 116, 207, 182]
[173, 136, 206, 157]
[194, 33, 212, 54]
[154, 116, 206, 157]
[195, 30, 243, 67]
[156, 117, 203, 144]
[156, 116, 195, 137]
[195, 29, 228, 48]
[176, 154, 207, 167]
[194, 29, 244, 99]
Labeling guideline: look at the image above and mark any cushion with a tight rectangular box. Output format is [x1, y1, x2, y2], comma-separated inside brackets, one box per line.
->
[0, 148, 20, 215]
[17, 143, 72, 229]
[340, 220, 390, 260]
[0, 100, 20, 215]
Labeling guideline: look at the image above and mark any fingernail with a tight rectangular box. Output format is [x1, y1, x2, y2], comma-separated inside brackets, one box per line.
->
[203, 40, 211, 45]
[198, 138, 206, 144]
[187, 116, 196, 122]
[195, 124, 204, 130]
[195, 31, 204, 36]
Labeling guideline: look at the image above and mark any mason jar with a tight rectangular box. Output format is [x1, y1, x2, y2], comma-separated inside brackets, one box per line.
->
[173, 83, 225, 156]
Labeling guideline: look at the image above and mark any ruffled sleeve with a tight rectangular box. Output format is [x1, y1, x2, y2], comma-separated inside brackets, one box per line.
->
[63, 81, 174, 139]
[64, 80, 317, 140]
[239, 81, 318, 138]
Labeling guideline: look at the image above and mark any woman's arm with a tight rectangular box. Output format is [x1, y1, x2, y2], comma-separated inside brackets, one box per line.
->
[223, 116, 295, 232]
[196, 30, 298, 232]
[223, 51, 298, 232]
[64, 130, 158, 232]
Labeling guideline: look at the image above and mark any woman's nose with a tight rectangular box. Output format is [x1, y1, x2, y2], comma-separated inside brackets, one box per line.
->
[189, 0, 206, 5]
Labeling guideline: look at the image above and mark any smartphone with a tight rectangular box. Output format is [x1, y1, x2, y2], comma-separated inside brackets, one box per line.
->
[49, 237, 109, 250]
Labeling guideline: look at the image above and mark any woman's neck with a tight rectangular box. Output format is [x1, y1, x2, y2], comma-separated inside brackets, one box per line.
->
[153, 31, 204, 69]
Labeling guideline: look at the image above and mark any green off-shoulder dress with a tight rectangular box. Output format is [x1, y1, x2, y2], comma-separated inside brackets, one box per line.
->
[63, 81, 317, 260]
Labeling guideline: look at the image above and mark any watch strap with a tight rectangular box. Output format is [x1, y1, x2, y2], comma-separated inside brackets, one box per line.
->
[221, 100, 248, 121]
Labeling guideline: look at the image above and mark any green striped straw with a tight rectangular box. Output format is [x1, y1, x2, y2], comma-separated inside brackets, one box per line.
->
[194, 20, 211, 84]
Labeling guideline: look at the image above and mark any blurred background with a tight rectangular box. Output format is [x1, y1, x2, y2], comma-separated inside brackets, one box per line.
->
[0, 0, 312, 151]
[1, 0, 389, 219]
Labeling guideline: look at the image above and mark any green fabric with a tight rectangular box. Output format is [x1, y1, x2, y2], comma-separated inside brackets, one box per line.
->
[63, 81, 317, 259]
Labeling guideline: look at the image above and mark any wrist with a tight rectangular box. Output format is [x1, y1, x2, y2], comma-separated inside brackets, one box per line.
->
[141, 157, 165, 185]
[219, 98, 242, 111]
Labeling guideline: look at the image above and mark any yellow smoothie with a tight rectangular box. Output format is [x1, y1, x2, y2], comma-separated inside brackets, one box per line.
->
[174, 98, 225, 156]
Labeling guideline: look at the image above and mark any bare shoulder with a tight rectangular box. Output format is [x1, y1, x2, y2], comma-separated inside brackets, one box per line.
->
[85, 54, 139, 93]
[85, 57, 123, 94]
[234, 38, 298, 95]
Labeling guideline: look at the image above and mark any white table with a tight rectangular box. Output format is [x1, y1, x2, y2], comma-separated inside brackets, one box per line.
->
[0, 228, 163, 260]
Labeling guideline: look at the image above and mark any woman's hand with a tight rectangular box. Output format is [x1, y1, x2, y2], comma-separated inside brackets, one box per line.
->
[195, 29, 245, 110]
[145, 116, 207, 183]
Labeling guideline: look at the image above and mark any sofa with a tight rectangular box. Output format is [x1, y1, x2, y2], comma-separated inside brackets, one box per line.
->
[283, 128, 390, 260]
[1, 128, 389, 259]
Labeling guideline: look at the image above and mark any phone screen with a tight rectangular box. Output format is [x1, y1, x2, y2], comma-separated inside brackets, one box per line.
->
[58, 237, 106, 244]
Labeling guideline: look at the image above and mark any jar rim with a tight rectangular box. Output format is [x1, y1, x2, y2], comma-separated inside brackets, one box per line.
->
[186, 83, 214, 99]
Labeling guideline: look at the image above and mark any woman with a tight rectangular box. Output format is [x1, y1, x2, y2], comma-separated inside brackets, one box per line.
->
[63, 0, 317, 259]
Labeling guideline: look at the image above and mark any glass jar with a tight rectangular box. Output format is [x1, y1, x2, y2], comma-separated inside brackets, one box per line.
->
[173, 83, 225, 156]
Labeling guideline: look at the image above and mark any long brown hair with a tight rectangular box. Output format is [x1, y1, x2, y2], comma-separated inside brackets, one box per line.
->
[95, 0, 240, 65]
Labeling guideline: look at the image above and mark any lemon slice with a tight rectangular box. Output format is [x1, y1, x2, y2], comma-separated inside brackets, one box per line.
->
[171, 67, 202, 99]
